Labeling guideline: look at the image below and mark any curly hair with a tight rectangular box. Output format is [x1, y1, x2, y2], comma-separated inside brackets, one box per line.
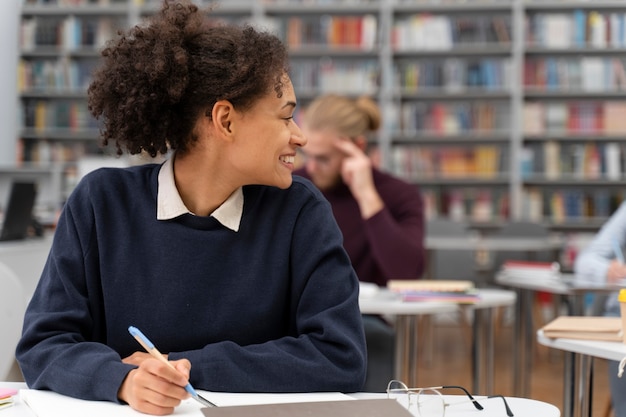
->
[87, 0, 289, 157]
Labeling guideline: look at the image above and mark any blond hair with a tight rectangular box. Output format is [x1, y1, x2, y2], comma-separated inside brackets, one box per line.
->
[302, 94, 381, 138]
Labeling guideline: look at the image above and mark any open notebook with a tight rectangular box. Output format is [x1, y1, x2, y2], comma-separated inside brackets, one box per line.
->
[0, 181, 37, 241]
[19, 390, 357, 417]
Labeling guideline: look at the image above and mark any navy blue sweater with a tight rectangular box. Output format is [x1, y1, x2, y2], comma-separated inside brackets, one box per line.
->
[16, 164, 366, 402]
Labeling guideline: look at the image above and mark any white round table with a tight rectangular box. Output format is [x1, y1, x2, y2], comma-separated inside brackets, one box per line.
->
[359, 287, 516, 394]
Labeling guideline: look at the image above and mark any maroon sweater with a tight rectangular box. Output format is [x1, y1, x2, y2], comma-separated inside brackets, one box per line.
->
[294, 168, 425, 286]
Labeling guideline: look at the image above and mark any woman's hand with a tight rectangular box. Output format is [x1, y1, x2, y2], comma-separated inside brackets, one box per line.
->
[118, 356, 192, 415]
[606, 259, 626, 284]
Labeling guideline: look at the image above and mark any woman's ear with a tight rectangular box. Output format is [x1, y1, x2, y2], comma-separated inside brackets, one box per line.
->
[211, 100, 235, 139]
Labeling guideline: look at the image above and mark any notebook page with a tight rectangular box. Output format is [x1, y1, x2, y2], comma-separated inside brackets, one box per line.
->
[20, 389, 353, 417]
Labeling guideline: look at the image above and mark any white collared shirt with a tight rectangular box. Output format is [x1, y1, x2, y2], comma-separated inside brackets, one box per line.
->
[156, 156, 243, 232]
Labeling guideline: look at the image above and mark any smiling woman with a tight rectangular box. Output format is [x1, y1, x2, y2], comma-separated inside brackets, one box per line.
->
[15, 1, 367, 415]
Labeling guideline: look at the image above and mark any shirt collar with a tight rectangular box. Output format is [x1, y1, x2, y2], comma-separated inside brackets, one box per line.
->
[157, 156, 243, 232]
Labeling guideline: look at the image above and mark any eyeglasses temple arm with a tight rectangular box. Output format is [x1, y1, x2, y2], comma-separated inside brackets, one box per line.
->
[441, 385, 483, 410]
[487, 395, 514, 417]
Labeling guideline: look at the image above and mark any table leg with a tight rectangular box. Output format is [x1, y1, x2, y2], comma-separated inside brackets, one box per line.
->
[394, 315, 420, 386]
[512, 288, 533, 397]
[408, 316, 419, 386]
[421, 315, 434, 368]
[563, 352, 575, 417]
[472, 307, 480, 393]
[522, 290, 534, 397]
[394, 315, 410, 383]
[576, 354, 593, 417]
[472, 307, 495, 395]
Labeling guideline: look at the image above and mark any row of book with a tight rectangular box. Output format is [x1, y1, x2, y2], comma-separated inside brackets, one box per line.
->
[18, 58, 99, 92]
[393, 101, 510, 134]
[392, 14, 511, 51]
[390, 145, 504, 180]
[394, 57, 512, 92]
[22, 100, 100, 131]
[522, 188, 625, 224]
[289, 59, 379, 95]
[524, 101, 626, 135]
[17, 139, 94, 165]
[276, 15, 378, 50]
[524, 57, 626, 92]
[522, 141, 626, 181]
[527, 11, 626, 49]
[422, 187, 510, 223]
[21, 16, 122, 51]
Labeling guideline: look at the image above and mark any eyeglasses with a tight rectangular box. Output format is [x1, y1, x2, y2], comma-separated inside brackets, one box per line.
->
[386, 380, 514, 417]
[297, 148, 342, 168]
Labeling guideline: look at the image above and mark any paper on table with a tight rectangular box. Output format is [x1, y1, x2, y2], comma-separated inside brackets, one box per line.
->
[201, 392, 354, 407]
[20, 389, 353, 417]
[20, 389, 204, 417]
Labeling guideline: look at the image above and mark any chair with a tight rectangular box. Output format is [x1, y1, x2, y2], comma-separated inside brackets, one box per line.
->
[423, 219, 479, 356]
[425, 218, 479, 282]
[489, 221, 557, 360]
[490, 221, 553, 272]
[0, 261, 25, 380]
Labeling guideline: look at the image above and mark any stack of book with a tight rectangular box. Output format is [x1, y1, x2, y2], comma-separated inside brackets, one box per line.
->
[499, 260, 561, 283]
[0, 388, 17, 411]
[387, 280, 479, 304]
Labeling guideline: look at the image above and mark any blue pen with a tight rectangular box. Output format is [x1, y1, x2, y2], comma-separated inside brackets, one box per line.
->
[613, 238, 625, 264]
[128, 326, 216, 408]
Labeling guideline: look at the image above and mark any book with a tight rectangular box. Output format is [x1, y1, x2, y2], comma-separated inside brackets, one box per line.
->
[500, 260, 561, 282]
[202, 399, 413, 417]
[387, 280, 479, 304]
[541, 316, 624, 342]
[0, 388, 17, 411]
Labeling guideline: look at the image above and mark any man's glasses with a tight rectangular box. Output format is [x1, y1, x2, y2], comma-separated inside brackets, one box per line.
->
[386, 380, 514, 417]
[297, 148, 341, 168]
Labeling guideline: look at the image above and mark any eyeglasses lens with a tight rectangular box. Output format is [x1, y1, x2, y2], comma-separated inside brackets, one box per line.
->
[416, 389, 445, 417]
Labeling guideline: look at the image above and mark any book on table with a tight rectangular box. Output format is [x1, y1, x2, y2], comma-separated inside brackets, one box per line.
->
[387, 280, 479, 303]
[541, 316, 624, 342]
[500, 260, 561, 282]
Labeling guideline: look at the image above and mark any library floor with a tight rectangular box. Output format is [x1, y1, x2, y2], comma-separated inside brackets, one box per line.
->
[414, 312, 613, 417]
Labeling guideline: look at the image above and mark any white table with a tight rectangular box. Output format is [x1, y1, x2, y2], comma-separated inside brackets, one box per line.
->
[359, 289, 457, 387]
[1, 382, 560, 417]
[497, 271, 623, 414]
[359, 288, 516, 395]
[537, 330, 626, 417]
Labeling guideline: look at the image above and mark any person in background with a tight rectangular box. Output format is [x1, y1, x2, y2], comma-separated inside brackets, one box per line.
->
[294, 94, 426, 391]
[16, 2, 366, 415]
[574, 201, 626, 417]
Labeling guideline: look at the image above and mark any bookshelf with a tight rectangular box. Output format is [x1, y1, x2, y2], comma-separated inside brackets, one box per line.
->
[11, 0, 626, 232]
[387, 1, 515, 227]
[16, 0, 131, 215]
[521, 1, 626, 231]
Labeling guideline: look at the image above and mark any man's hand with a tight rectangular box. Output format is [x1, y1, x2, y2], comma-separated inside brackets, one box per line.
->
[118, 356, 192, 415]
[334, 139, 383, 219]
